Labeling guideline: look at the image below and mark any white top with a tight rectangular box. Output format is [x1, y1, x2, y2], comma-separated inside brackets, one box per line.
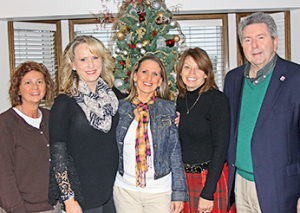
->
[13, 107, 42, 129]
[115, 119, 171, 193]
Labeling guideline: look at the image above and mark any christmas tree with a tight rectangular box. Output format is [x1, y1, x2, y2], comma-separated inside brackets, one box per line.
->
[111, 0, 185, 100]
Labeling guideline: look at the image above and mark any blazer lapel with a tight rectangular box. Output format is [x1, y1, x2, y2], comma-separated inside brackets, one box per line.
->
[252, 57, 288, 136]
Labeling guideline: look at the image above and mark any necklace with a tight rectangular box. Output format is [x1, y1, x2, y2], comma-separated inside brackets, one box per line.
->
[186, 93, 201, 114]
[19, 105, 26, 115]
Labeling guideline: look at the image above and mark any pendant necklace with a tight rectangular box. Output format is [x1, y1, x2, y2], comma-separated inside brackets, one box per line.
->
[186, 93, 201, 114]
[19, 105, 26, 115]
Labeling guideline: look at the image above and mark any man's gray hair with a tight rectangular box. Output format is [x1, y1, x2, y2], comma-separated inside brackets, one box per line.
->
[238, 12, 277, 45]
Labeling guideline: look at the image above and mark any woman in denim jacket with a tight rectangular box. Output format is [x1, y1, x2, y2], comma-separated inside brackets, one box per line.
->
[114, 55, 188, 213]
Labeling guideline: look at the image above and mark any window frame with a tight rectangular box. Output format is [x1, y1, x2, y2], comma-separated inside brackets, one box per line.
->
[236, 11, 291, 66]
[69, 19, 101, 42]
[7, 20, 62, 80]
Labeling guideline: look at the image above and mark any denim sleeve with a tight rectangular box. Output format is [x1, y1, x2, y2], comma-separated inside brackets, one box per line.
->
[169, 113, 189, 202]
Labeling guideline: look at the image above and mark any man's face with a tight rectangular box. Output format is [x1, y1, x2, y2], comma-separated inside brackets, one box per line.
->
[242, 23, 278, 73]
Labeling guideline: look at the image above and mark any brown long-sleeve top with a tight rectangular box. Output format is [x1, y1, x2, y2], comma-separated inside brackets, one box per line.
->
[0, 108, 54, 213]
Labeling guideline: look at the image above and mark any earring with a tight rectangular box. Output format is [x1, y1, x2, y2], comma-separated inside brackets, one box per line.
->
[156, 86, 160, 92]
[17, 93, 21, 104]
[134, 82, 137, 86]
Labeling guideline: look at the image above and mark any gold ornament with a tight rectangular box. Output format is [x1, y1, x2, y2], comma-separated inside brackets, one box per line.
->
[136, 27, 146, 40]
[173, 64, 177, 73]
[157, 12, 165, 19]
[145, 0, 151, 6]
[168, 80, 173, 89]
[170, 90, 177, 101]
[120, 25, 130, 34]
[142, 39, 150, 47]
[173, 35, 181, 42]
[155, 16, 165, 25]
[116, 31, 125, 40]
[126, 55, 131, 69]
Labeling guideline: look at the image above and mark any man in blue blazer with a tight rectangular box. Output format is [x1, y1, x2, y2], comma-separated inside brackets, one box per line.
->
[224, 12, 300, 213]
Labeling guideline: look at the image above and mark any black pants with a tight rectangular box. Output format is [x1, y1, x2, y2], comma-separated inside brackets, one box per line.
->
[83, 196, 115, 213]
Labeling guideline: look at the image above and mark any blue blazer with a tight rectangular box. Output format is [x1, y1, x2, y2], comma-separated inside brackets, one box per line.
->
[224, 57, 300, 213]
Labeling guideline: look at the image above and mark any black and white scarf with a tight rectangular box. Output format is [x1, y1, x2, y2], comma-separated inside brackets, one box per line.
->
[73, 77, 118, 133]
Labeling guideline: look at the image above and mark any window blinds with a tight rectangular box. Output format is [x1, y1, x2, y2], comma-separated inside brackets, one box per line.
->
[172, 19, 224, 89]
[13, 22, 57, 84]
[74, 23, 115, 54]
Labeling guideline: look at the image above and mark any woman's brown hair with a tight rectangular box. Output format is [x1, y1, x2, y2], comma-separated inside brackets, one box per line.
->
[9, 61, 54, 107]
[125, 55, 169, 102]
[176, 47, 218, 98]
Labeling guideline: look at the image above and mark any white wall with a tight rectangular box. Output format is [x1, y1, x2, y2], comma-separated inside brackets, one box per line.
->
[291, 9, 300, 64]
[1, 0, 300, 20]
[228, 14, 238, 70]
[0, 0, 300, 113]
[0, 21, 11, 113]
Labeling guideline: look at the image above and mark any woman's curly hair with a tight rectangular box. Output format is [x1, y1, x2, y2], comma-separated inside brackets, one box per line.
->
[9, 61, 54, 107]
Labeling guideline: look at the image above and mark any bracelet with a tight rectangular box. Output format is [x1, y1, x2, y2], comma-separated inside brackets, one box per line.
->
[61, 192, 75, 201]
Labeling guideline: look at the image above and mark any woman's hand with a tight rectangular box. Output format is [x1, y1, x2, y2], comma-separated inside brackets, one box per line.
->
[170, 201, 184, 213]
[198, 197, 213, 213]
[64, 197, 82, 213]
[175, 112, 180, 127]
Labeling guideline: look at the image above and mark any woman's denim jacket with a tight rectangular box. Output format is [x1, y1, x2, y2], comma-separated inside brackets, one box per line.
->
[116, 98, 188, 201]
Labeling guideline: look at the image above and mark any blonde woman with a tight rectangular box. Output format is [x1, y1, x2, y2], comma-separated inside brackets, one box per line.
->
[48, 36, 125, 213]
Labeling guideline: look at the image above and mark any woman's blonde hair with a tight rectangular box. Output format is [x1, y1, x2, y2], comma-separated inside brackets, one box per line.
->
[176, 47, 218, 98]
[125, 55, 169, 102]
[58, 35, 115, 96]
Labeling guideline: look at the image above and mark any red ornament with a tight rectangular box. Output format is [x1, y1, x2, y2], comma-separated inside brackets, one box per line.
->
[119, 61, 125, 66]
[128, 44, 137, 48]
[166, 39, 175, 47]
[152, 31, 157, 36]
[127, 71, 131, 76]
[125, 78, 129, 83]
[140, 12, 145, 17]
[139, 16, 145, 22]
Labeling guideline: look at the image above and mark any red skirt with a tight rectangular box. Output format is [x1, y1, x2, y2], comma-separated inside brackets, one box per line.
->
[182, 164, 235, 213]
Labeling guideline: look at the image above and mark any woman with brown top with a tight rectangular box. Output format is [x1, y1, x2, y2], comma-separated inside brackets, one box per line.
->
[0, 61, 60, 213]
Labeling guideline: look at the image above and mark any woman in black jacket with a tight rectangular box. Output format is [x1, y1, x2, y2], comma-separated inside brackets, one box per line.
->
[48, 36, 124, 213]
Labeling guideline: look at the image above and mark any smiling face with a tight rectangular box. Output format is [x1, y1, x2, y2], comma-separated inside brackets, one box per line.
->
[72, 43, 102, 92]
[19, 70, 46, 106]
[133, 60, 162, 102]
[242, 23, 278, 74]
[181, 55, 207, 91]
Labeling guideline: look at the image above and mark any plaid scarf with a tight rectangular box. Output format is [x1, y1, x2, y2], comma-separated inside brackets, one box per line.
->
[132, 94, 156, 188]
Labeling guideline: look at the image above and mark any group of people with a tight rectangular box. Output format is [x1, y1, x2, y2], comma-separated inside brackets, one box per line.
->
[0, 12, 299, 213]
